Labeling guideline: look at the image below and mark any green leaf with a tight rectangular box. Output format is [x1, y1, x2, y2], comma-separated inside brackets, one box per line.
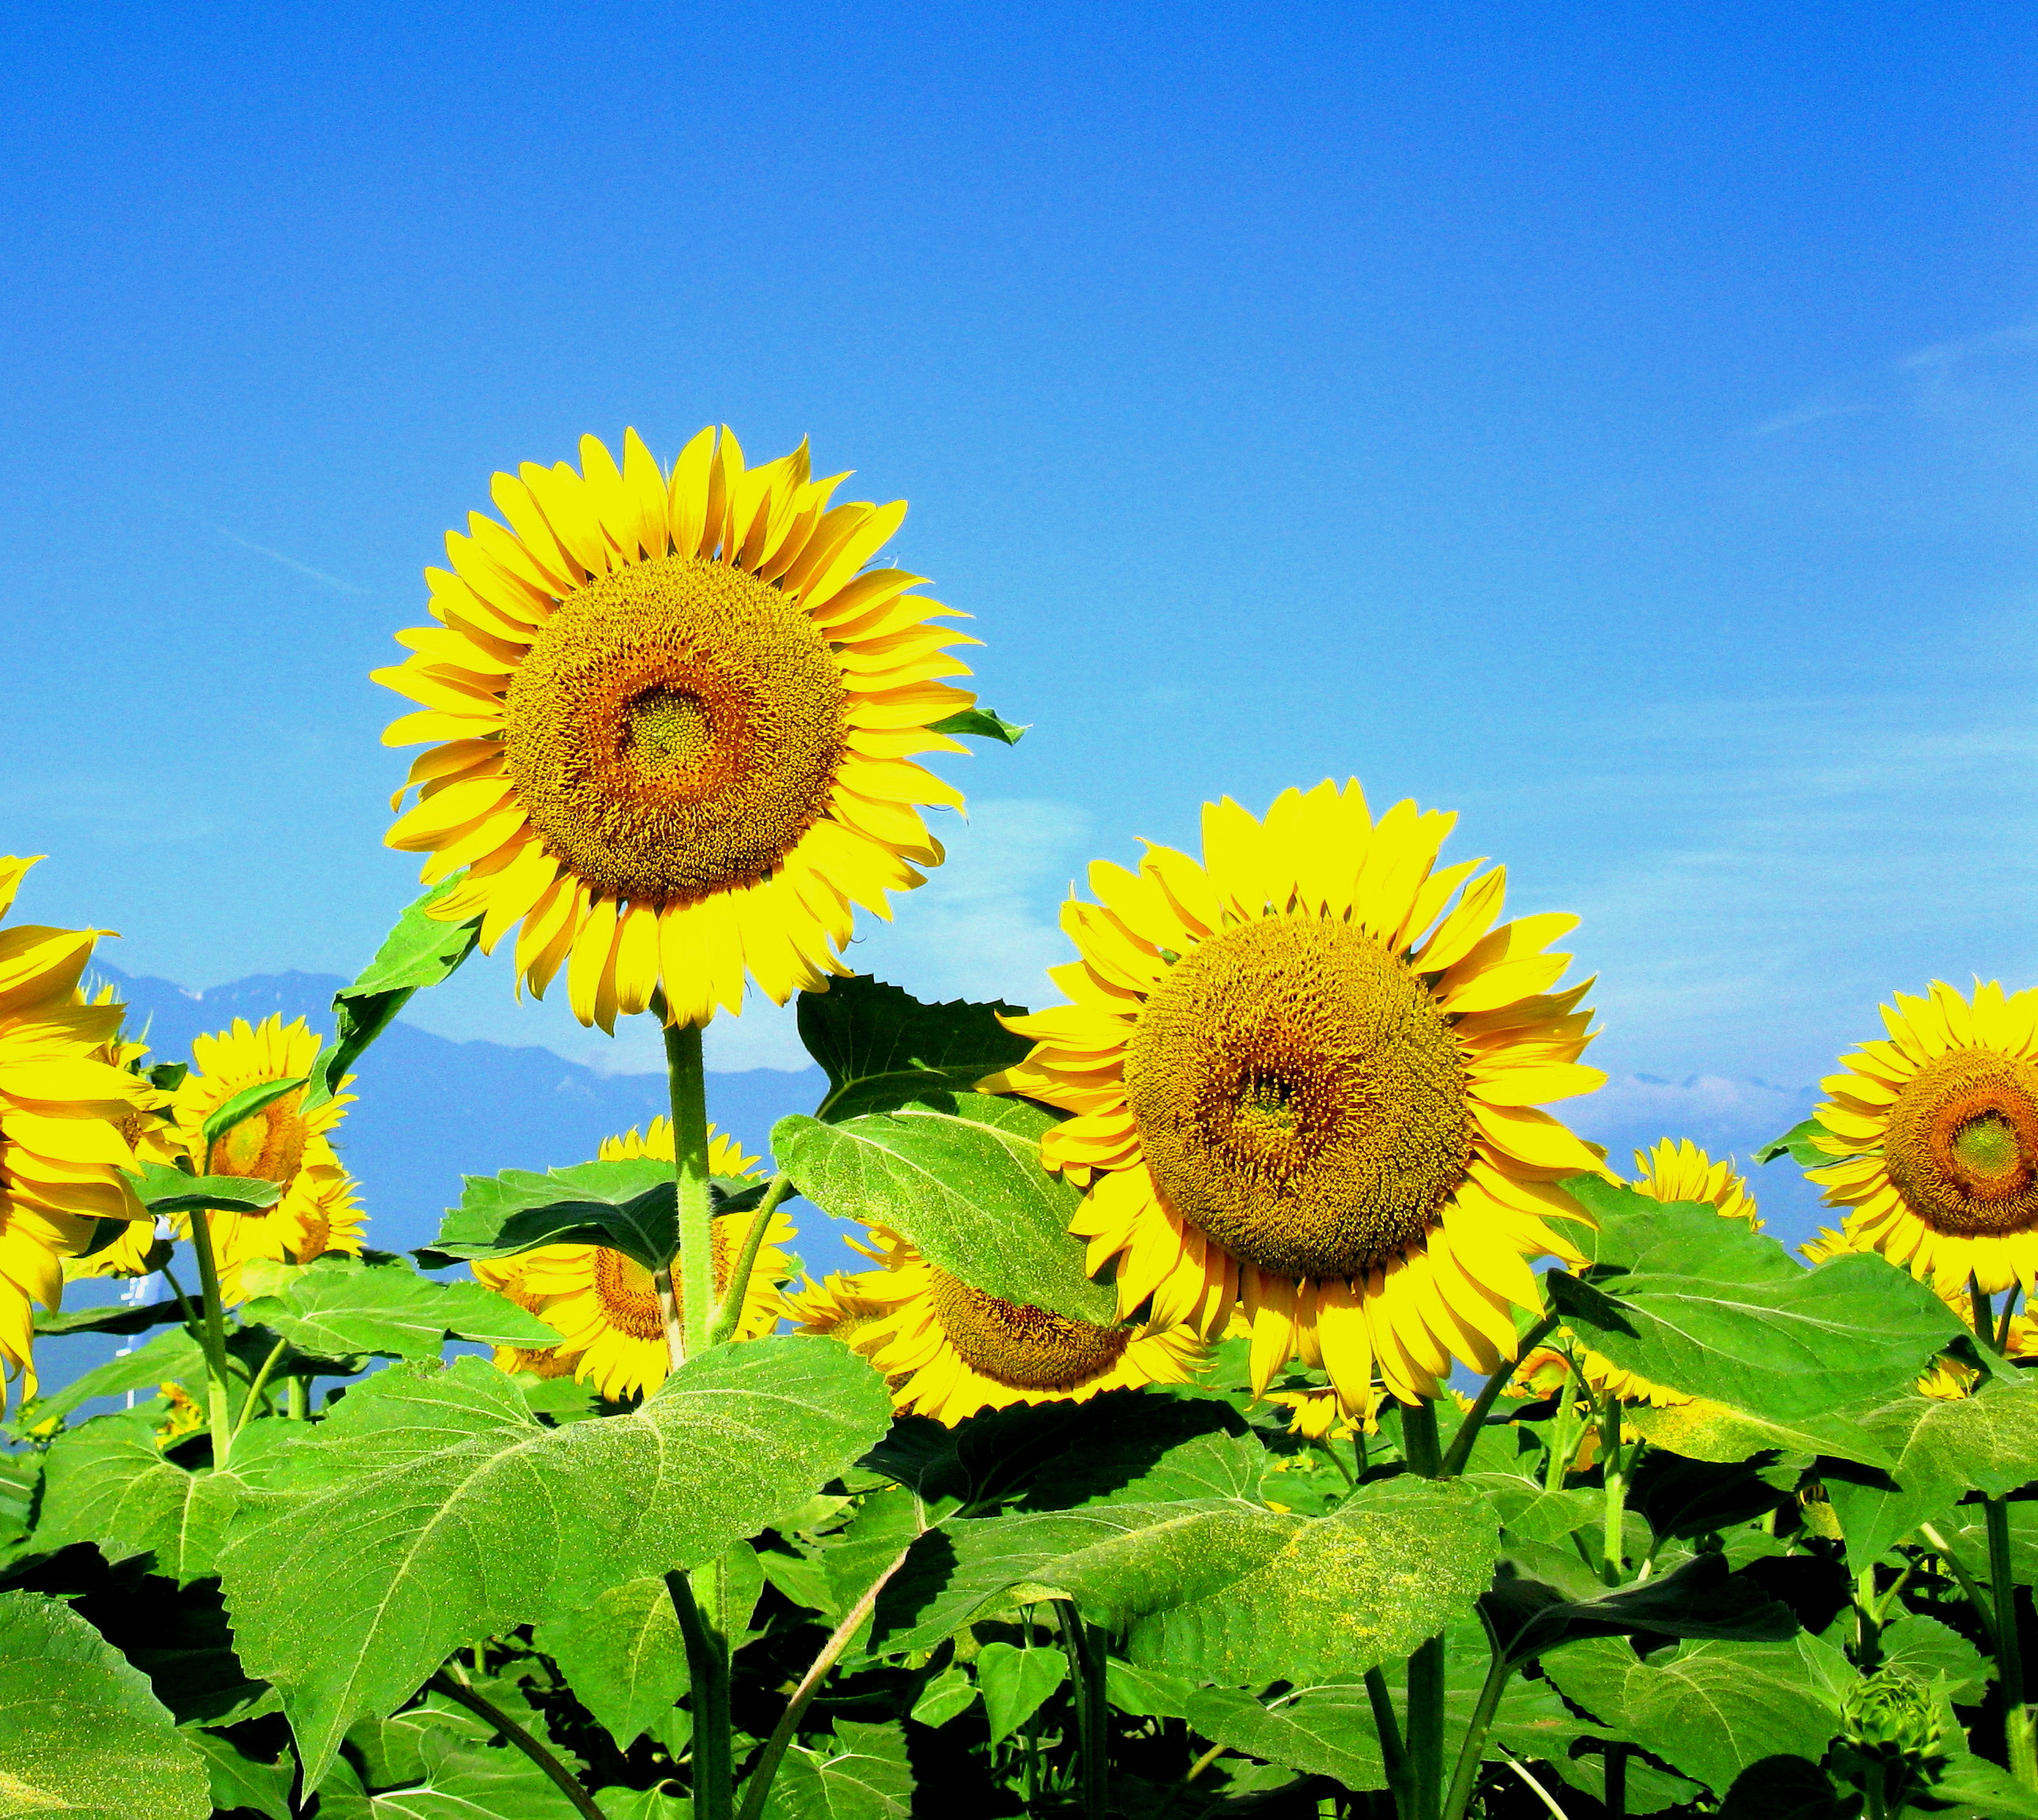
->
[13, 1327, 206, 1431]
[132, 1160, 284, 1216]
[1933, 1498, 2038, 1587]
[1543, 1633, 1851, 1796]
[1184, 1684, 1385, 1792]
[1466, 1472, 1605, 1546]
[238, 1252, 563, 1360]
[1755, 1118, 1836, 1167]
[325, 1721, 589, 1818]
[1824, 1378, 2038, 1568]
[826, 1484, 932, 1648]
[595, 1789, 690, 1820]
[218, 1338, 891, 1787]
[929, 706, 1027, 746]
[773, 1095, 1115, 1324]
[908, 1666, 977, 1729]
[1878, 1610, 1993, 1703]
[1624, 1395, 1895, 1469]
[1104, 1659, 1194, 1721]
[533, 1578, 685, 1752]
[186, 1729, 295, 1820]
[1482, 1552, 1798, 1665]
[200, 1077, 309, 1152]
[33, 1296, 190, 1338]
[306, 878, 484, 1111]
[1549, 1182, 1965, 1420]
[431, 1159, 681, 1271]
[1928, 1749, 2038, 1818]
[0, 1590, 211, 1819]
[761, 1718, 913, 1820]
[798, 975, 1032, 1122]
[34, 1407, 252, 1582]
[975, 1640, 1067, 1744]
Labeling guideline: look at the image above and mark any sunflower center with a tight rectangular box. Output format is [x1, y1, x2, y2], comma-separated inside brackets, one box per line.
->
[503, 556, 848, 903]
[210, 1089, 309, 1186]
[1885, 1048, 2038, 1236]
[1122, 917, 1473, 1278]
[588, 1220, 739, 1343]
[927, 1268, 1130, 1390]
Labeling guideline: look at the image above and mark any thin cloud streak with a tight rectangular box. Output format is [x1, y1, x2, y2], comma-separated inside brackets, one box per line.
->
[213, 525, 370, 595]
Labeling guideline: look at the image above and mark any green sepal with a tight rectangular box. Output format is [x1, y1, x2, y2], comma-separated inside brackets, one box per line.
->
[1756, 1117, 1836, 1167]
[147, 1061, 190, 1094]
[199, 1076, 308, 1152]
[304, 877, 484, 1111]
[798, 973, 1032, 1122]
[930, 706, 1028, 745]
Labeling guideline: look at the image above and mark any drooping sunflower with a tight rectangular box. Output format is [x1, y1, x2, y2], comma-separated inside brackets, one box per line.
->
[838, 1230, 1205, 1426]
[474, 1120, 790, 1399]
[1807, 980, 2038, 1297]
[779, 1253, 903, 1359]
[985, 780, 1608, 1408]
[377, 427, 976, 1033]
[170, 1015, 365, 1302]
[0, 858, 158, 1400]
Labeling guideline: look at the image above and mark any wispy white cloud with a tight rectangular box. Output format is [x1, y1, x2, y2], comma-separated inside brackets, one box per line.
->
[1749, 400, 1869, 437]
[11, 777, 215, 847]
[1896, 320, 2038, 373]
[213, 526, 370, 595]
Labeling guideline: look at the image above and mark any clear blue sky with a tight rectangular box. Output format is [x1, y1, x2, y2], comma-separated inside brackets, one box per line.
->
[3, 2, 2032, 1159]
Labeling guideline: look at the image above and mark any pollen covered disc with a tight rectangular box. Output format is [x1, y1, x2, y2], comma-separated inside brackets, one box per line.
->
[504, 555, 847, 903]
[1885, 1048, 2038, 1237]
[1123, 917, 1473, 1278]
[209, 1091, 311, 1185]
[928, 1267, 1131, 1390]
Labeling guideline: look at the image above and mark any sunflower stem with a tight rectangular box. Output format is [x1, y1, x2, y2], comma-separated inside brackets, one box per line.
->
[1987, 1494, 2036, 1787]
[1442, 1312, 1556, 1477]
[1054, 1599, 1109, 1820]
[1440, 1643, 1513, 1820]
[231, 1338, 288, 1442]
[708, 1173, 793, 1348]
[1400, 1396, 1444, 1479]
[427, 1669, 604, 1820]
[1969, 1275, 1998, 1352]
[1363, 1665, 1415, 1818]
[184, 1202, 236, 1470]
[2000, 1287, 2022, 1356]
[668, 1569, 734, 1820]
[1920, 1523, 1997, 1654]
[1599, 1389, 1626, 1586]
[660, 1016, 714, 1362]
[1604, 1740, 1629, 1818]
[1406, 1634, 1447, 1820]
[286, 1375, 309, 1420]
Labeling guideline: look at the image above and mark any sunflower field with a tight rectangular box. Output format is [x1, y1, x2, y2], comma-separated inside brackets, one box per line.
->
[6, 427, 2038, 1820]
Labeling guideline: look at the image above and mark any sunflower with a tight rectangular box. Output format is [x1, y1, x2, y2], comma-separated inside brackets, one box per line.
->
[170, 1015, 366, 1302]
[66, 988, 183, 1283]
[779, 1253, 904, 1359]
[474, 1121, 790, 1399]
[0, 858, 158, 1400]
[984, 780, 1606, 1408]
[1265, 1383, 1385, 1441]
[377, 426, 976, 1034]
[840, 1230, 1204, 1426]
[1806, 980, 2038, 1299]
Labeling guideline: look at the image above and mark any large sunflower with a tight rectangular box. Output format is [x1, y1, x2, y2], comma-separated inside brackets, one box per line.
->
[377, 427, 976, 1033]
[1808, 980, 2038, 1296]
[820, 1230, 1205, 1426]
[66, 986, 183, 1284]
[170, 1015, 365, 1302]
[474, 1121, 789, 1399]
[0, 858, 157, 1400]
[985, 780, 1608, 1408]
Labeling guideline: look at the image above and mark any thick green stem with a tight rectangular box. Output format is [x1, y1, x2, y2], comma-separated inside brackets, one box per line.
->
[708, 1174, 793, 1347]
[286, 1375, 309, 1420]
[428, 1669, 604, 1819]
[660, 1018, 714, 1362]
[2000, 1287, 2023, 1355]
[1600, 1390, 1626, 1586]
[1855, 1565, 1884, 1671]
[1400, 1398, 1444, 1479]
[1442, 1312, 1556, 1476]
[231, 1339, 288, 1442]
[1988, 1495, 2036, 1788]
[1363, 1666, 1414, 1818]
[184, 1204, 236, 1469]
[1920, 1523, 1997, 1653]
[1604, 1740, 1629, 1818]
[670, 1570, 733, 1820]
[1970, 1275, 1997, 1349]
[1400, 1396, 1447, 1819]
[1054, 1600, 1108, 1820]
[1441, 1646, 1512, 1820]
[1543, 1369, 1582, 1492]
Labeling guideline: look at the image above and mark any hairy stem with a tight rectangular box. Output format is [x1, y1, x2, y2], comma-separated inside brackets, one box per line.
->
[183, 1203, 236, 1469]
[1054, 1599, 1109, 1820]
[670, 1570, 734, 1820]
[1605, 1740, 1628, 1818]
[1600, 1390, 1626, 1586]
[1363, 1665, 1414, 1818]
[427, 1669, 604, 1820]
[1400, 1396, 1447, 1820]
[708, 1173, 793, 1347]
[1441, 1645, 1513, 1820]
[1920, 1523, 1997, 1654]
[736, 1541, 918, 1820]
[1443, 1312, 1557, 1477]
[1988, 1495, 2036, 1788]
[1969, 1275, 1997, 1349]
[231, 1338, 288, 1442]
[660, 1016, 715, 1362]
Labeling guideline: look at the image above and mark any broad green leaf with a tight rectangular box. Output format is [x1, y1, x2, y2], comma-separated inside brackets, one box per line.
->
[34, 1407, 247, 1581]
[14, 1327, 206, 1431]
[976, 1640, 1066, 1744]
[1878, 1610, 1992, 1703]
[1549, 1182, 1963, 1420]
[1625, 1395, 1895, 1469]
[827, 1485, 932, 1648]
[929, 705, 1028, 746]
[200, 1077, 308, 1152]
[761, 1718, 913, 1820]
[596, 1790, 691, 1820]
[1929, 1749, 2038, 1818]
[1543, 1633, 1850, 1796]
[688, 1538, 767, 1648]
[1934, 1498, 2038, 1587]
[33, 1295, 189, 1338]
[306, 878, 484, 1111]
[0, 1591, 211, 1819]
[909, 1666, 977, 1728]
[1184, 1684, 1385, 1792]
[322, 1721, 587, 1818]
[1754, 1118, 1835, 1167]
[798, 974, 1032, 1122]
[186, 1729, 294, 1820]
[430, 1159, 679, 1271]
[238, 1252, 563, 1360]
[1824, 1379, 2038, 1567]
[1466, 1472, 1604, 1546]
[1482, 1553, 1797, 1665]
[132, 1160, 284, 1215]
[533, 1578, 685, 1751]
[219, 1338, 891, 1787]
[773, 1095, 1115, 1324]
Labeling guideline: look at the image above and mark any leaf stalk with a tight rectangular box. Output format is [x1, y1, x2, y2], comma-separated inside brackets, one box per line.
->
[426, 1669, 604, 1820]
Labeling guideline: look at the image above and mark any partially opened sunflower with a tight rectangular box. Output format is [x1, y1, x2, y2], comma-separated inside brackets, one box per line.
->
[474, 1121, 790, 1399]
[0, 858, 158, 1400]
[1809, 980, 2038, 1297]
[377, 427, 975, 1032]
[987, 780, 1608, 1407]
[170, 1015, 365, 1301]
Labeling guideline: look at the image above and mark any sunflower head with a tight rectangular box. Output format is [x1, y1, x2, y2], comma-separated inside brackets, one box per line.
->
[986, 780, 1606, 1407]
[598, 1116, 761, 1180]
[1631, 1137, 1761, 1230]
[377, 428, 978, 1033]
[1809, 981, 2038, 1294]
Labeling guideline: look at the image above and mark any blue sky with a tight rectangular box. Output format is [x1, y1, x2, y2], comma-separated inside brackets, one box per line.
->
[3, 1, 2033, 1181]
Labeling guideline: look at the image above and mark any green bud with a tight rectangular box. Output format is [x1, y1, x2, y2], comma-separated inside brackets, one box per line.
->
[1841, 1669, 1946, 1762]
